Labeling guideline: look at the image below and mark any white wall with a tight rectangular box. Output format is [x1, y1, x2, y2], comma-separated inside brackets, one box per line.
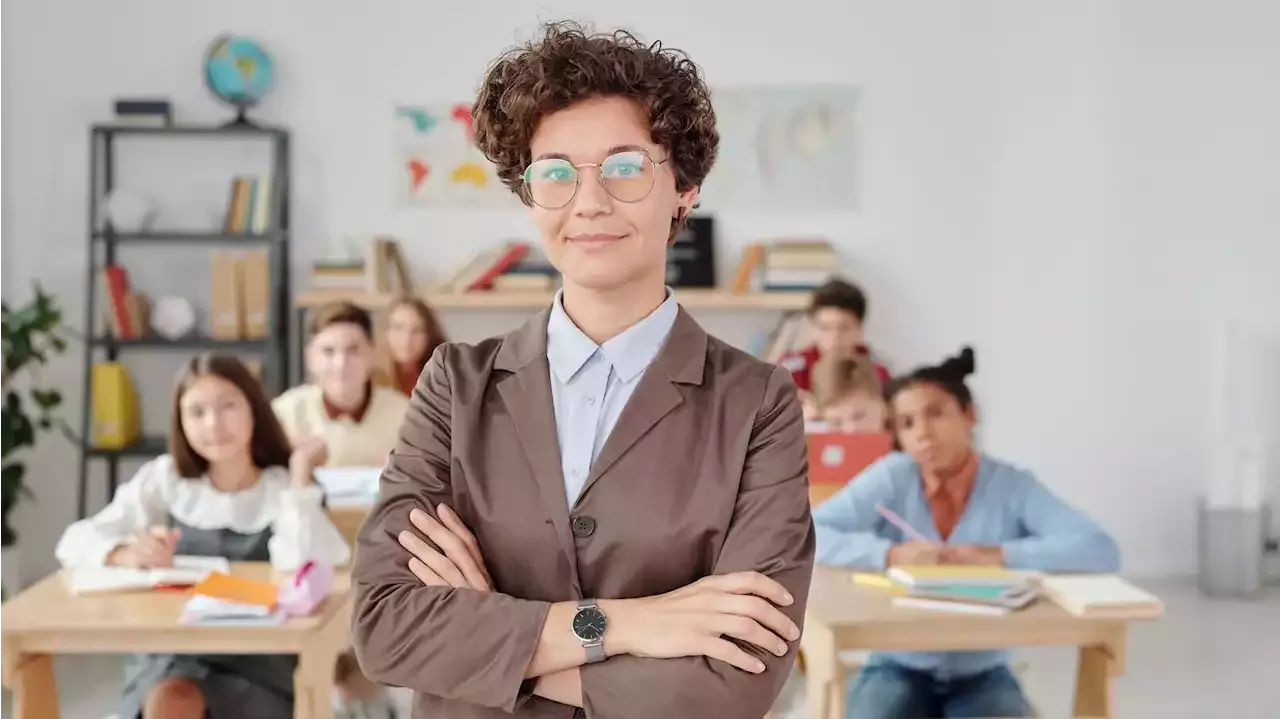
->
[0, 0, 11, 296]
[3, 0, 1278, 582]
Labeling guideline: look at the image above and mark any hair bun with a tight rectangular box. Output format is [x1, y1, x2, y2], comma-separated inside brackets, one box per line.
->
[939, 346, 976, 380]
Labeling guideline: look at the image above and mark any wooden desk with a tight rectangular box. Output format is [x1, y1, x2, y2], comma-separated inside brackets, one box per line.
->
[328, 504, 372, 547]
[0, 563, 352, 719]
[799, 566, 1161, 719]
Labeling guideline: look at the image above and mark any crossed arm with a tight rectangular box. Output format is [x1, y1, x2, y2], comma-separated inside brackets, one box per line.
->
[349, 351, 815, 716]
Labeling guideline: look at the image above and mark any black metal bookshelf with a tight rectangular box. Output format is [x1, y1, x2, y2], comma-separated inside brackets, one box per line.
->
[78, 124, 292, 518]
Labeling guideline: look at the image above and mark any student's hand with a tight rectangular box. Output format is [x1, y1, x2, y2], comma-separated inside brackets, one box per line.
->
[886, 541, 945, 566]
[109, 527, 181, 568]
[398, 505, 492, 591]
[289, 436, 328, 485]
[603, 572, 800, 674]
[942, 544, 1005, 566]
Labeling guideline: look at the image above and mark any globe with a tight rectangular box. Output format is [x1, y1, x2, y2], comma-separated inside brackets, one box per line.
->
[204, 35, 274, 126]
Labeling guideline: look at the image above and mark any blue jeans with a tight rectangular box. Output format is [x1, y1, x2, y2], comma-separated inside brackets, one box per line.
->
[846, 663, 1032, 718]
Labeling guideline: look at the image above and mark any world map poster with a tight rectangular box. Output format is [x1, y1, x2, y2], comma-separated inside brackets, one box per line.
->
[393, 103, 519, 209]
[698, 86, 859, 211]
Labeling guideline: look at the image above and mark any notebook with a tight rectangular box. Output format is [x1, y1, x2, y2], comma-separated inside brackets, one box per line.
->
[191, 571, 279, 609]
[180, 595, 284, 626]
[892, 596, 1012, 616]
[1039, 575, 1165, 618]
[66, 556, 231, 595]
[886, 565, 1030, 589]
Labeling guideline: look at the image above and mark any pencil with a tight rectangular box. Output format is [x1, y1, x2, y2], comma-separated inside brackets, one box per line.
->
[876, 504, 930, 542]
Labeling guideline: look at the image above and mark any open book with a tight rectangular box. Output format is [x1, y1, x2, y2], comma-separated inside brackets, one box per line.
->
[66, 555, 231, 595]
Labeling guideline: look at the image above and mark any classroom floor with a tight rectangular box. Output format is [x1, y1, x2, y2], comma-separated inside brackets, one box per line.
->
[2, 580, 1276, 719]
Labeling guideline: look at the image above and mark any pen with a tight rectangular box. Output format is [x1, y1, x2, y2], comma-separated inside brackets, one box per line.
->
[876, 504, 929, 542]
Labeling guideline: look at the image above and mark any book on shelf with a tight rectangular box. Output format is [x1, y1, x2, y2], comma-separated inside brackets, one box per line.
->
[729, 239, 837, 293]
[307, 236, 415, 298]
[100, 264, 148, 338]
[222, 174, 273, 235]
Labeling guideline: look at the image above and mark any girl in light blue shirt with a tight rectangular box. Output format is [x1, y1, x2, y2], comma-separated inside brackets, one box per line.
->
[813, 347, 1120, 719]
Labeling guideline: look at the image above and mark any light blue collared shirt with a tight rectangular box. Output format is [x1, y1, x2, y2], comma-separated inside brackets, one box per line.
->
[546, 288, 678, 507]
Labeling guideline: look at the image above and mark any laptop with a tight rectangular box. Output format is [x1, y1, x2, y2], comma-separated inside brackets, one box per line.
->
[806, 432, 894, 505]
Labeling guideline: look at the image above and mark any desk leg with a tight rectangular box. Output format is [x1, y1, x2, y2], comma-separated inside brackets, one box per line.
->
[1072, 644, 1115, 719]
[9, 654, 60, 719]
[799, 625, 844, 719]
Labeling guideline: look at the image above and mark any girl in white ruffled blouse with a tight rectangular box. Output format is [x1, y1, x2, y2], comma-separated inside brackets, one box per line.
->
[56, 354, 352, 719]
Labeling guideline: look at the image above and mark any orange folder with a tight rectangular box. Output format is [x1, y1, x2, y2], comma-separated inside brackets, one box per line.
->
[191, 572, 279, 609]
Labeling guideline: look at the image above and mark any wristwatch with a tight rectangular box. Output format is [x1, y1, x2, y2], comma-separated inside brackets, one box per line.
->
[571, 598, 608, 663]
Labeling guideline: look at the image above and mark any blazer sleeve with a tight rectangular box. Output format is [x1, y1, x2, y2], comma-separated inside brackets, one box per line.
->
[580, 365, 816, 718]
[350, 346, 552, 712]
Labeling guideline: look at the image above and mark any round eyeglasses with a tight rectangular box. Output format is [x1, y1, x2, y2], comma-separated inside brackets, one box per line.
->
[521, 150, 670, 209]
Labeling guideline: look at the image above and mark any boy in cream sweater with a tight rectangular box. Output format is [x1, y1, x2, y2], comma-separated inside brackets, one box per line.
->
[273, 300, 410, 719]
[273, 301, 410, 471]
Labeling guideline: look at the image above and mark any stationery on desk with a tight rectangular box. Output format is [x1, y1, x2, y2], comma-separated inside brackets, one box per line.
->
[66, 555, 230, 595]
[853, 566, 1040, 615]
[180, 571, 283, 626]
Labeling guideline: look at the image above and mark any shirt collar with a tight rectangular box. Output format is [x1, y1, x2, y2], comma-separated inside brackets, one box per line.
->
[322, 382, 373, 422]
[546, 288, 678, 384]
[922, 451, 980, 502]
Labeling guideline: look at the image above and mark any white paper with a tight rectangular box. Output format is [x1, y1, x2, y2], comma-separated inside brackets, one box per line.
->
[313, 466, 381, 499]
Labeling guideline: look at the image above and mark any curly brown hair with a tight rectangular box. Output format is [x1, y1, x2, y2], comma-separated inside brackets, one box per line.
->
[473, 20, 719, 207]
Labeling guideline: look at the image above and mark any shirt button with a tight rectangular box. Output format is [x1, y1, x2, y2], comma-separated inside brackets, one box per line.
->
[586, 395, 597, 406]
[570, 468, 581, 478]
[571, 515, 596, 538]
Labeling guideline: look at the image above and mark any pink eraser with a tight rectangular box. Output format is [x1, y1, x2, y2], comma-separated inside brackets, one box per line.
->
[277, 561, 335, 616]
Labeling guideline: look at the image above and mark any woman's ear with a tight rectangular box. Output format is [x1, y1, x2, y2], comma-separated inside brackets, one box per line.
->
[676, 186, 700, 218]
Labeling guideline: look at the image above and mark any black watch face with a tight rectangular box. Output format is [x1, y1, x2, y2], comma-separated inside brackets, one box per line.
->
[573, 607, 607, 642]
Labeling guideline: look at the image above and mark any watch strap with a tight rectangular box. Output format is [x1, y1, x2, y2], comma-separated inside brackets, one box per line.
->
[576, 599, 606, 664]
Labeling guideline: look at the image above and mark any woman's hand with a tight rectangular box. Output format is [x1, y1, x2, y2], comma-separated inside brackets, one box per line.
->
[398, 505, 492, 591]
[603, 572, 801, 674]
[108, 526, 181, 568]
[289, 436, 328, 487]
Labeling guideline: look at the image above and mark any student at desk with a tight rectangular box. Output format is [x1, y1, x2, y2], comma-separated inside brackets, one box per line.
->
[273, 300, 411, 470]
[271, 300, 408, 718]
[54, 355, 351, 719]
[812, 346, 1121, 719]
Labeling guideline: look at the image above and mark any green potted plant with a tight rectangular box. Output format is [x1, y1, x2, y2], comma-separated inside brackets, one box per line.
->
[2, 284, 71, 594]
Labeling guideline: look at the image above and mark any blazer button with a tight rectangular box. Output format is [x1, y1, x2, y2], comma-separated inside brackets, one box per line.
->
[571, 515, 596, 538]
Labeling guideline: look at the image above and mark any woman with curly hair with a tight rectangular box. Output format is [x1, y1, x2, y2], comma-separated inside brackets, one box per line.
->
[351, 20, 815, 718]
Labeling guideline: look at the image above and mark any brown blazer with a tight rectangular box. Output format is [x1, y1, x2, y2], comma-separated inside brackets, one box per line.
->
[351, 306, 815, 718]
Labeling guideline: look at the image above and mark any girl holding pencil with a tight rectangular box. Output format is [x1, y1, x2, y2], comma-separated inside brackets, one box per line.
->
[811, 346, 1121, 719]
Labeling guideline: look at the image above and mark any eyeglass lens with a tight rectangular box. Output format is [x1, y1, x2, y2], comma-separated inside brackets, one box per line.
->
[522, 151, 656, 208]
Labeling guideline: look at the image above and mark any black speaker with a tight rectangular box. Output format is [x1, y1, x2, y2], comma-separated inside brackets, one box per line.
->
[666, 215, 716, 288]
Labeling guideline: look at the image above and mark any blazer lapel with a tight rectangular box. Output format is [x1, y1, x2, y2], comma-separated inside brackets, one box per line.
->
[494, 310, 578, 574]
[578, 308, 708, 502]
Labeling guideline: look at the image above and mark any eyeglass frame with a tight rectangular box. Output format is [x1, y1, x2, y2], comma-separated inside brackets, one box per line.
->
[519, 148, 674, 210]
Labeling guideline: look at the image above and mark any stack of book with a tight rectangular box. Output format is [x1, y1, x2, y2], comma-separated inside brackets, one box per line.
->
[729, 239, 837, 293]
[855, 565, 1041, 615]
[437, 242, 560, 294]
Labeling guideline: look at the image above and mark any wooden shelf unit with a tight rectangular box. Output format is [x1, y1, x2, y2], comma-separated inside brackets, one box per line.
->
[295, 288, 812, 311]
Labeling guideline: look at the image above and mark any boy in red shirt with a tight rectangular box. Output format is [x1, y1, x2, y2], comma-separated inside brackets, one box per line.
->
[780, 278, 890, 393]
